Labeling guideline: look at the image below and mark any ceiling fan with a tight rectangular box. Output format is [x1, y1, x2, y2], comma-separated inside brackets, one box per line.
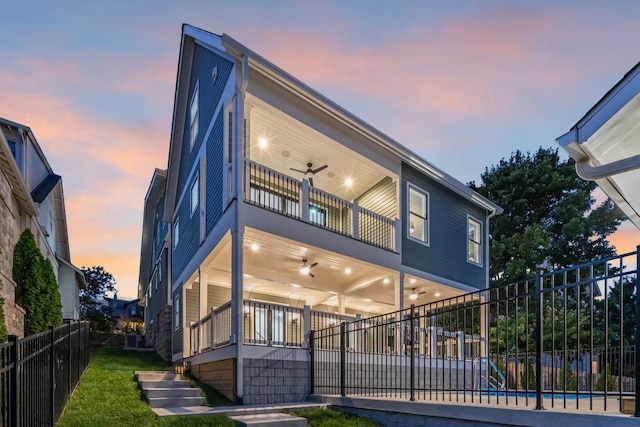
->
[409, 288, 426, 301]
[290, 162, 328, 187]
[286, 258, 319, 278]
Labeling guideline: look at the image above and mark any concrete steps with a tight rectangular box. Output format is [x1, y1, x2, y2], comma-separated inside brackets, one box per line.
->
[230, 413, 307, 427]
[135, 370, 205, 409]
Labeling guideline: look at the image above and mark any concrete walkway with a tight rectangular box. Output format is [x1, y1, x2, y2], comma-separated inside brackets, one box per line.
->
[151, 401, 324, 417]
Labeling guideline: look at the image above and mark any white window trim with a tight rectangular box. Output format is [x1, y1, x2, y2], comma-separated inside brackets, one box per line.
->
[407, 182, 430, 247]
[467, 214, 483, 267]
[190, 173, 199, 217]
[173, 294, 180, 330]
[189, 81, 199, 150]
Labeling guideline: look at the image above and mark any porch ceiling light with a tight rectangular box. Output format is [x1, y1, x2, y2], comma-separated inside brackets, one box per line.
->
[409, 288, 418, 301]
[345, 178, 353, 187]
[345, 268, 351, 275]
[383, 278, 390, 284]
[434, 292, 441, 298]
[258, 137, 267, 148]
[250, 243, 259, 251]
[300, 265, 310, 275]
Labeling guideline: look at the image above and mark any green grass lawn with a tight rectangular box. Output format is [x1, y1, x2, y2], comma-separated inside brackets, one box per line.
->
[57, 347, 234, 427]
[292, 408, 382, 427]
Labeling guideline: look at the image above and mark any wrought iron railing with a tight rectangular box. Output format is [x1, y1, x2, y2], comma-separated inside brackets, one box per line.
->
[311, 247, 640, 414]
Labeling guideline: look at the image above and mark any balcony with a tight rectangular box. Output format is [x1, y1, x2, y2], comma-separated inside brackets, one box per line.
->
[244, 160, 397, 252]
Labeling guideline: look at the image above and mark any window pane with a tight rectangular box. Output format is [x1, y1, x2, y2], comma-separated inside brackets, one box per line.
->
[409, 212, 425, 241]
[409, 188, 425, 217]
[190, 86, 199, 146]
[468, 218, 482, 264]
[190, 176, 199, 214]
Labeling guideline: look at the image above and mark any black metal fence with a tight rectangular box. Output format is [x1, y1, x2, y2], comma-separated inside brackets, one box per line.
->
[0, 321, 90, 426]
[311, 247, 640, 414]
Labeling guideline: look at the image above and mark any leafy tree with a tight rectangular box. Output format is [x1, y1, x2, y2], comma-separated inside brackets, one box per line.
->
[469, 148, 624, 286]
[41, 259, 63, 328]
[0, 294, 8, 343]
[12, 229, 62, 335]
[80, 266, 116, 332]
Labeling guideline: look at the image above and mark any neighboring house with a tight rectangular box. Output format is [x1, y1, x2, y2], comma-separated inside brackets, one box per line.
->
[104, 293, 145, 332]
[0, 118, 85, 336]
[138, 24, 501, 404]
[557, 61, 640, 229]
[138, 168, 171, 360]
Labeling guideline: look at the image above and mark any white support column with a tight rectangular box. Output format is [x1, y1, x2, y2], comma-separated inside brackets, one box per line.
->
[355, 314, 362, 352]
[301, 179, 310, 221]
[338, 295, 346, 315]
[395, 272, 404, 354]
[198, 267, 208, 352]
[352, 199, 360, 240]
[232, 54, 248, 404]
[479, 291, 489, 359]
[182, 285, 189, 359]
[303, 305, 311, 347]
[456, 331, 465, 360]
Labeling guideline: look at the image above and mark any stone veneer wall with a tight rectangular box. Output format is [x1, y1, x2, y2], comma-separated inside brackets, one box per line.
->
[0, 169, 24, 337]
[243, 358, 309, 405]
[148, 305, 172, 361]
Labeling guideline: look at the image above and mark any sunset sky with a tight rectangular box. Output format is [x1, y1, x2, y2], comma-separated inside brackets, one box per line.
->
[2, 1, 640, 299]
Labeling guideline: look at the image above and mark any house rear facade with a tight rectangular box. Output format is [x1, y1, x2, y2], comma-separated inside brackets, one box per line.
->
[0, 118, 85, 336]
[138, 24, 501, 404]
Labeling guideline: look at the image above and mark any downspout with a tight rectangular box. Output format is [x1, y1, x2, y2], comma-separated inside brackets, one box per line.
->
[232, 54, 249, 404]
[575, 155, 640, 181]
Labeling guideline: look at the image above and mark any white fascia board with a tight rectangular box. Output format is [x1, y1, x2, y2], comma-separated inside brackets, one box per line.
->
[220, 32, 501, 217]
[139, 169, 167, 299]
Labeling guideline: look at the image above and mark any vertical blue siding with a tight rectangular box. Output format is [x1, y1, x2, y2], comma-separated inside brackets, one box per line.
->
[206, 112, 224, 234]
[172, 43, 234, 284]
[401, 162, 487, 289]
[172, 181, 200, 283]
[176, 43, 234, 207]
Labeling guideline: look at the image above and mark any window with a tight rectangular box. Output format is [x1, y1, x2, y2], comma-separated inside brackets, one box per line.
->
[468, 216, 482, 265]
[173, 218, 180, 249]
[190, 174, 199, 216]
[408, 184, 429, 244]
[189, 83, 199, 148]
[174, 294, 180, 330]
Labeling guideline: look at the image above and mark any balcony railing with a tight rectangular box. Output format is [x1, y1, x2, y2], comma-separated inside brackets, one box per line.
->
[245, 160, 396, 251]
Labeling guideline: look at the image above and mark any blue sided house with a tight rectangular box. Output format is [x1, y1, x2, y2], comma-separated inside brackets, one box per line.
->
[138, 24, 502, 405]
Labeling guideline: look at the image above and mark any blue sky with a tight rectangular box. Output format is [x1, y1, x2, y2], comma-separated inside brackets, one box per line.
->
[2, 1, 640, 298]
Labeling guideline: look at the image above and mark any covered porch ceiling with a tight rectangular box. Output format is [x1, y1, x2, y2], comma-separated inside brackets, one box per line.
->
[200, 228, 463, 315]
[246, 94, 398, 204]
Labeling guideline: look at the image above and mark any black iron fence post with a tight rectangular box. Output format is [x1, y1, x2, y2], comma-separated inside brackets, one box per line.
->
[9, 335, 17, 427]
[50, 325, 56, 425]
[410, 304, 415, 402]
[535, 270, 544, 410]
[635, 245, 640, 417]
[309, 330, 315, 394]
[340, 322, 346, 397]
[67, 321, 72, 397]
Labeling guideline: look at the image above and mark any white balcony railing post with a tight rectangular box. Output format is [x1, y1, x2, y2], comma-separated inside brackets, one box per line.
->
[214, 307, 216, 349]
[355, 314, 362, 353]
[301, 179, 310, 222]
[352, 199, 360, 240]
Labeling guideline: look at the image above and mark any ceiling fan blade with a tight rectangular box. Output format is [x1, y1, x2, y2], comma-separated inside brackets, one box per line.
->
[309, 177, 314, 187]
[309, 272, 315, 278]
[311, 164, 328, 174]
[309, 262, 318, 269]
[290, 168, 307, 174]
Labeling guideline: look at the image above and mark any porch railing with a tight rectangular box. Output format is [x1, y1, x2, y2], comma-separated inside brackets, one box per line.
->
[191, 300, 355, 354]
[245, 160, 396, 251]
[311, 247, 640, 414]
